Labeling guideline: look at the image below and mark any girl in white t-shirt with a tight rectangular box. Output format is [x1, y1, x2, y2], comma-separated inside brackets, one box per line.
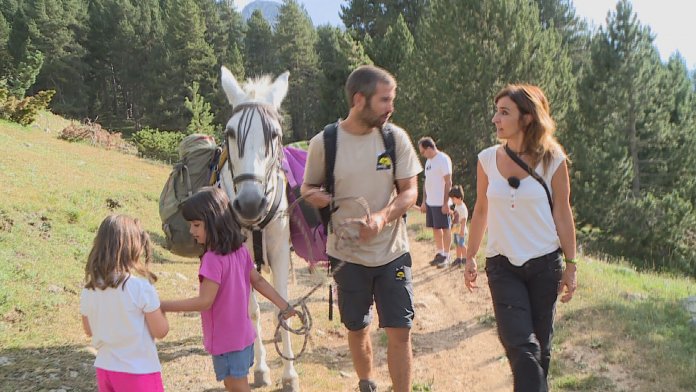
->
[448, 186, 468, 267]
[80, 215, 169, 392]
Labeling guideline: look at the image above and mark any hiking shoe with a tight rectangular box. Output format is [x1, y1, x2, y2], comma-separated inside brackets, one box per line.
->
[429, 253, 445, 266]
[436, 257, 451, 269]
[451, 258, 463, 268]
[358, 379, 377, 392]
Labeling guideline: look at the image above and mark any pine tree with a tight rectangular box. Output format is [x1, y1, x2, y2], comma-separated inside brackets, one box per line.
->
[0, 11, 10, 82]
[19, 0, 88, 116]
[400, 0, 574, 193]
[160, 0, 217, 130]
[185, 81, 216, 136]
[84, 0, 167, 128]
[569, 0, 696, 273]
[0, 0, 18, 22]
[3, 5, 43, 97]
[576, 0, 665, 201]
[340, 0, 428, 40]
[363, 13, 413, 79]
[244, 9, 275, 78]
[200, 0, 245, 128]
[274, 0, 321, 141]
[315, 25, 372, 125]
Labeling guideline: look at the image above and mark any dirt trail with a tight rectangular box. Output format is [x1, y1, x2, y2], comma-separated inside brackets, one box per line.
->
[154, 231, 512, 392]
[247, 232, 513, 392]
[368, 236, 511, 391]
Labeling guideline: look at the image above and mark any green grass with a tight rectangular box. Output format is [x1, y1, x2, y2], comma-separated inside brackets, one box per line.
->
[412, 378, 434, 391]
[550, 259, 696, 391]
[0, 116, 175, 349]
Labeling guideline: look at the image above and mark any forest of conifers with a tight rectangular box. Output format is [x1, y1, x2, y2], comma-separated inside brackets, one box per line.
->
[1, 0, 695, 276]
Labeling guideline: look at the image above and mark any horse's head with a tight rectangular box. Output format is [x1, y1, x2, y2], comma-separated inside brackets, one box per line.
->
[220, 66, 289, 224]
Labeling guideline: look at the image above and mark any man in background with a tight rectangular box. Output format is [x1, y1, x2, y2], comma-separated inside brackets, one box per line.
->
[419, 137, 453, 268]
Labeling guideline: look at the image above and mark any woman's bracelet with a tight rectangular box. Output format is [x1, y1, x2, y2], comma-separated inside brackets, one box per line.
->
[564, 257, 577, 264]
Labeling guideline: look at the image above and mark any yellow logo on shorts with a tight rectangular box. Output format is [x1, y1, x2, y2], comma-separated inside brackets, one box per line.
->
[395, 270, 405, 281]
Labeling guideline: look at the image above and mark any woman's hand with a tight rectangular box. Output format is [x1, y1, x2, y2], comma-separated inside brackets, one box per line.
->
[464, 258, 478, 292]
[558, 263, 577, 303]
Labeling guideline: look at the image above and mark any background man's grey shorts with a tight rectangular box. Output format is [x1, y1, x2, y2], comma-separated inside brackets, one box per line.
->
[426, 204, 451, 229]
[330, 253, 415, 331]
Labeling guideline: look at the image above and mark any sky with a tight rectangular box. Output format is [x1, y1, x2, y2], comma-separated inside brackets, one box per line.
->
[233, 0, 695, 69]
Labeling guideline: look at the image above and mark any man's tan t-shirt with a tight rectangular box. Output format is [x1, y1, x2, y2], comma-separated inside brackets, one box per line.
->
[304, 123, 422, 267]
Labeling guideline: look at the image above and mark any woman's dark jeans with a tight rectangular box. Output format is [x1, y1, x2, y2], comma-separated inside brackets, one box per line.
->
[485, 250, 563, 392]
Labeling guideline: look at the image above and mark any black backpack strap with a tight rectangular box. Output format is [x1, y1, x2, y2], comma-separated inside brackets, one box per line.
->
[379, 123, 398, 192]
[319, 122, 339, 232]
[323, 122, 339, 195]
[503, 144, 553, 212]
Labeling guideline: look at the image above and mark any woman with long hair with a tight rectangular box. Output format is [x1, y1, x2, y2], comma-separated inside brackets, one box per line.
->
[464, 84, 577, 391]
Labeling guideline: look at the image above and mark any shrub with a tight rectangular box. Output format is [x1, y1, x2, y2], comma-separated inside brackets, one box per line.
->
[607, 192, 696, 277]
[0, 87, 55, 126]
[131, 128, 184, 163]
[58, 119, 137, 154]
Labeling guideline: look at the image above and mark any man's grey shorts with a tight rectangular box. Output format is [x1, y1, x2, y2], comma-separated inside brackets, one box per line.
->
[330, 253, 415, 331]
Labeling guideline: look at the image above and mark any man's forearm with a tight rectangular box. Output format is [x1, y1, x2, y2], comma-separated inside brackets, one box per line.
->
[300, 183, 330, 208]
[442, 178, 452, 206]
[378, 177, 418, 223]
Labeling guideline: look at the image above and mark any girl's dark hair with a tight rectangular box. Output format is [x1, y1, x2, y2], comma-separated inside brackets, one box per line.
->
[85, 214, 156, 290]
[181, 186, 246, 255]
[448, 185, 464, 199]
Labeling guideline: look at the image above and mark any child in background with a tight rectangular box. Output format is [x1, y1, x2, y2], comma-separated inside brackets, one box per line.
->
[160, 186, 295, 392]
[80, 214, 169, 392]
[448, 186, 469, 268]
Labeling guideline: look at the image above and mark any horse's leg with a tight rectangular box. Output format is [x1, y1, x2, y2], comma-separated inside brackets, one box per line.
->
[249, 289, 271, 387]
[266, 217, 299, 392]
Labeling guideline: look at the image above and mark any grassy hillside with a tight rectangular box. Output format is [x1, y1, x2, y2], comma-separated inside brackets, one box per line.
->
[0, 115, 190, 390]
[0, 114, 694, 391]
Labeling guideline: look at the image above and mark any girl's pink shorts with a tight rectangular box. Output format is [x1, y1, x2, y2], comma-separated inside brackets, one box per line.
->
[96, 368, 164, 392]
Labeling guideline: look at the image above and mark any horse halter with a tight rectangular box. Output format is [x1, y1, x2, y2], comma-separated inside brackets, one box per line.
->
[225, 102, 285, 227]
[225, 102, 283, 190]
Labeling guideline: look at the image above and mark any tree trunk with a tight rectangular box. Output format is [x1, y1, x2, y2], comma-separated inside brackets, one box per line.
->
[629, 108, 640, 197]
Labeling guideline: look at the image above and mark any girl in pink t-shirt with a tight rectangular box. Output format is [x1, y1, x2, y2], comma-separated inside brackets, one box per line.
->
[161, 187, 295, 392]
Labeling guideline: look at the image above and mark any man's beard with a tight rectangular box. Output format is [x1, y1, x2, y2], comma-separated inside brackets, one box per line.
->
[361, 102, 389, 128]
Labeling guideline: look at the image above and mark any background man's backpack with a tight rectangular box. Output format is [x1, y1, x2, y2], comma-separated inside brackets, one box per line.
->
[159, 134, 220, 257]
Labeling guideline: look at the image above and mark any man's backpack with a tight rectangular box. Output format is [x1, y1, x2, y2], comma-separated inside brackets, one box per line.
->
[319, 121, 398, 230]
[159, 134, 220, 257]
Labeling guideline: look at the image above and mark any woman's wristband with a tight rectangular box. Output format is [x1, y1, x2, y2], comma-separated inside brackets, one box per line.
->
[564, 257, 577, 264]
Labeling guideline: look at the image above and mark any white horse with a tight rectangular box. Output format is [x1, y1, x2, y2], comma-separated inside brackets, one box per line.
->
[219, 66, 299, 392]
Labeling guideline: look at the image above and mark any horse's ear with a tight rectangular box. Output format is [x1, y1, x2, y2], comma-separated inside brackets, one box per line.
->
[269, 71, 289, 108]
[221, 66, 246, 106]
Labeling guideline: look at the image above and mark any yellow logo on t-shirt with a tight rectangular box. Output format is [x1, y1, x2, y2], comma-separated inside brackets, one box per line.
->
[376, 152, 393, 170]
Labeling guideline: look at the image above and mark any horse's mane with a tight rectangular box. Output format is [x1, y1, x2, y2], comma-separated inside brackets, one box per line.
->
[241, 75, 276, 102]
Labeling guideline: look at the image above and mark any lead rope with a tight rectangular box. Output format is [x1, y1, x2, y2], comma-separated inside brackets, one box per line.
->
[273, 191, 371, 361]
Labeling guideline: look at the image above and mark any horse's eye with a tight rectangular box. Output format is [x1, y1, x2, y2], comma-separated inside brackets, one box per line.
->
[225, 127, 236, 139]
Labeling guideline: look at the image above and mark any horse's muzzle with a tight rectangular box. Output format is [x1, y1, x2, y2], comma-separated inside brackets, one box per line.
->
[232, 184, 269, 221]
